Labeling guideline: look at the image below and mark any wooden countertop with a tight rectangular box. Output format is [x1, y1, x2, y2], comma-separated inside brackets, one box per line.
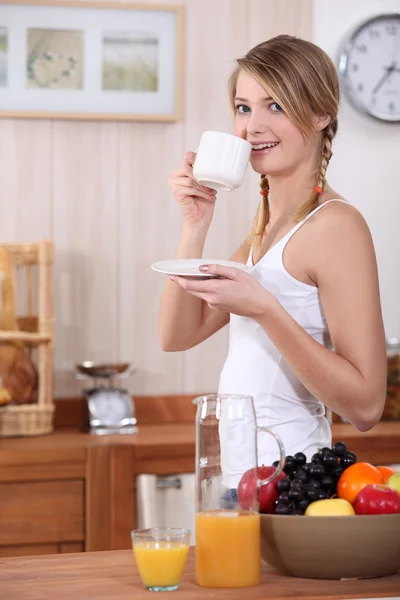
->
[0, 424, 197, 477]
[1, 421, 400, 472]
[1, 548, 399, 599]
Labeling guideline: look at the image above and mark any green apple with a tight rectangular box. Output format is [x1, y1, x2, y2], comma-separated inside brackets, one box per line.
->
[305, 498, 355, 516]
[387, 472, 400, 494]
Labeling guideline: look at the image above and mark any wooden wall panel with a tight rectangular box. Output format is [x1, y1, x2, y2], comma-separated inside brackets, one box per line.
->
[0, 0, 312, 397]
[118, 121, 186, 394]
[51, 121, 119, 396]
[248, 0, 312, 46]
[0, 120, 52, 241]
[180, 0, 249, 394]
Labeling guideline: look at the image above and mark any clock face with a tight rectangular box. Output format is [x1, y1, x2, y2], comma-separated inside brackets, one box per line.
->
[339, 14, 400, 121]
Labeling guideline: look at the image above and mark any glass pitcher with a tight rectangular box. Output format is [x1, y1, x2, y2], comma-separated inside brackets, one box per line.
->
[193, 394, 285, 588]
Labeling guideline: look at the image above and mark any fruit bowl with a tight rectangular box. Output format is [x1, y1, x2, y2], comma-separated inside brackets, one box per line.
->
[260, 513, 400, 579]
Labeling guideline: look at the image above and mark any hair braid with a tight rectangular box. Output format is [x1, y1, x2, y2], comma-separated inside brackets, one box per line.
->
[294, 118, 338, 222]
[316, 118, 337, 192]
[249, 175, 270, 246]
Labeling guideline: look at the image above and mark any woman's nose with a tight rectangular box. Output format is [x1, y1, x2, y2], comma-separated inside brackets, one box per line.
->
[246, 113, 269, 136]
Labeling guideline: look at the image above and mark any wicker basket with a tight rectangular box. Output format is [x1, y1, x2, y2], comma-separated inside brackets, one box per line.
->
[0, 240, 54, 437]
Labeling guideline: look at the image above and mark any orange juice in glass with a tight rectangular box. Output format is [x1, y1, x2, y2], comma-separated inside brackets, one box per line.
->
[131, 528, 190, 592]
[193, 394, 285, 588]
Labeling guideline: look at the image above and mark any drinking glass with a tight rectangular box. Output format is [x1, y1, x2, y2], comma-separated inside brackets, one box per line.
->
[131, 527, 190, 592]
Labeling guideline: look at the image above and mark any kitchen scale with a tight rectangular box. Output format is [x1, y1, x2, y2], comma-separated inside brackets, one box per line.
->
[75, 361, 138, 435]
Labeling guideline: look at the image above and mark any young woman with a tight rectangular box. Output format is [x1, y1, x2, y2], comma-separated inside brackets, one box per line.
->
[158, 35, 387, 470]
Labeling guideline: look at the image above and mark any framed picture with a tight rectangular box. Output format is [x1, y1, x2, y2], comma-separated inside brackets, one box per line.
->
[0, 1, 184, 121]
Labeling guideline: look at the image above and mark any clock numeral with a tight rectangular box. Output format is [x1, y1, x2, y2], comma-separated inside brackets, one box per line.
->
[386, 24, 397, 36]
[388, 102, 396, 113]
[351, 64, 359, 72]
[357, 83, 364, 92]
[356, 44, 368, 53]
[368, 29, 380, 39]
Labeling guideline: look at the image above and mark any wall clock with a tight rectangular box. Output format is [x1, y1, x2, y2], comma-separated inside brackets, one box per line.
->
[338, 13, 400, 122]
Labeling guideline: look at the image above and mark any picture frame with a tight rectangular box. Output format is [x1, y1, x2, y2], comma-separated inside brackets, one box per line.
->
[0, 1, 184, 121]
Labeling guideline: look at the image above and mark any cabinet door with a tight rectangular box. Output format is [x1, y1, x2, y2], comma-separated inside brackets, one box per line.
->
[0, 480, 84, 546]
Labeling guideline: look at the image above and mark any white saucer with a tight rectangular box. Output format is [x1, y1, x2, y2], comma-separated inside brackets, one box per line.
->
[151, 259, 250, 278]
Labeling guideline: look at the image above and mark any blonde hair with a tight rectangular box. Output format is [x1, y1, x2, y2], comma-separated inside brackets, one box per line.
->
[229, 35, 340, 248]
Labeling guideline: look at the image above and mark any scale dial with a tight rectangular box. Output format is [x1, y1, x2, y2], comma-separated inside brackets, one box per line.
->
[87, 388, 133, 428]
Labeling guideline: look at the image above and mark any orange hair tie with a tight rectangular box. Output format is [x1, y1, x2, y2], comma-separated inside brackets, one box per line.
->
[314, 185, 323, 194]
[260, 189, 269, 197]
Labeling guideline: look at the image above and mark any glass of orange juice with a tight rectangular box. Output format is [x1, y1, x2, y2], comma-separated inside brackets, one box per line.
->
[131, 527, 190, 592]
[193, 394, 285, 588]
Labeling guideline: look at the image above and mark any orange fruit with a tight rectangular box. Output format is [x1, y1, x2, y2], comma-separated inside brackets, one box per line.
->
[337, 462, 384, 505]
[376, 466, 397, 483]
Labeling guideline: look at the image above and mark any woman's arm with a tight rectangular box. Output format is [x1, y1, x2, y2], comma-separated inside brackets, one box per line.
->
[254, 203, 387, 431]
[159, 149, 250, 351]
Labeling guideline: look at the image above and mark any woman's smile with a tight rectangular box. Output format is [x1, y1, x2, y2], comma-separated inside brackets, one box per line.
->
[250, 141, 280, 158]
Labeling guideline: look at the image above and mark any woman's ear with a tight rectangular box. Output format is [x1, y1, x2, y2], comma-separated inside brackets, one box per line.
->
[314, 114, 331, 132]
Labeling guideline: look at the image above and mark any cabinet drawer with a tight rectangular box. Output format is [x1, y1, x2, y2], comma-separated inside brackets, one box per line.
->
[0, 480, 84, 546]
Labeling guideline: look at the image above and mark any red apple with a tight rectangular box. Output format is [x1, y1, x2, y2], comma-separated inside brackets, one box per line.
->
[238, 465, 286, 514]
[354, 483, 400, 515]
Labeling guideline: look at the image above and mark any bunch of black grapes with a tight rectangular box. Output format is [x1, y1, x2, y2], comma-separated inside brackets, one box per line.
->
[272, 442, 357, 515]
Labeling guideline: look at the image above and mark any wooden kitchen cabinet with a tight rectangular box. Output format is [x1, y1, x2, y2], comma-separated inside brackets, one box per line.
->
[0, 431, 134, 557]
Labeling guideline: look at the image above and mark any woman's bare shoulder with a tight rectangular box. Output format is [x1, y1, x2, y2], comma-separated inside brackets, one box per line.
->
[311, 198, 375, 278]
[314, 195, 369, 236]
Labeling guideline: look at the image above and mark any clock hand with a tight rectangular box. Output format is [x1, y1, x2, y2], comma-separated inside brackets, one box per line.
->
[372, 65, 395, 95]
[392, 26, 400, 64]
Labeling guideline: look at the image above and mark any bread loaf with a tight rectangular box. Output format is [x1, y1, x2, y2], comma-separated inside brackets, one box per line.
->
[0, 248, 38, 404]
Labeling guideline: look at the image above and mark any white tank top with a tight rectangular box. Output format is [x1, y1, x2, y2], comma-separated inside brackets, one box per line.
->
[218, 199, 348, 487]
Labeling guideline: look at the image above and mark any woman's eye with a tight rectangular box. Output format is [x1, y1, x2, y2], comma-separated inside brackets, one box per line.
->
[235, 104, 251, 114]
[270, 102, 283, 113]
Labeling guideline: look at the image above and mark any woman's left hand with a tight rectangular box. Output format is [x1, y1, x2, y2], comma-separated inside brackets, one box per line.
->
[169, 264, 275, 318]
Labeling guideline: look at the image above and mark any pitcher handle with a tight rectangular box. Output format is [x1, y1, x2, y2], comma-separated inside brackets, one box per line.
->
[256, 426, 285, 485]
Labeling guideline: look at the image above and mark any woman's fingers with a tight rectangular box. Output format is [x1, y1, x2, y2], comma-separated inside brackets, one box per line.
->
[170, 174, 217, 201]
[170, 275, 218, 292]
[171, 174, 215, 193]
[183, 151, 197, 167]
[172, 185, 215, 203]
[198, 264, 240, 279]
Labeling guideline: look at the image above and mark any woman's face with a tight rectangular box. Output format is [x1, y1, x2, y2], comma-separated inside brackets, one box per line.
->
[234, 70, 321, 176]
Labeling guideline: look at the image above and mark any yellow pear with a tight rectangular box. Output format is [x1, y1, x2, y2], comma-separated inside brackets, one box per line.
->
[305, 498, 355, 516]
[387, 473, 400, 494]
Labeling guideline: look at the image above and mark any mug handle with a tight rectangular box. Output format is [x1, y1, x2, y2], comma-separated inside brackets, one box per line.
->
[256, 426, 285, 485]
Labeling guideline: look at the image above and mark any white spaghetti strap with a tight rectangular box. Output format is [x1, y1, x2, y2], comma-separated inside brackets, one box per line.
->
[282, 198, 348, 246]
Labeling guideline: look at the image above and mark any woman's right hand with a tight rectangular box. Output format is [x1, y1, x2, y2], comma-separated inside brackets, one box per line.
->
[169, 152, 217, 230]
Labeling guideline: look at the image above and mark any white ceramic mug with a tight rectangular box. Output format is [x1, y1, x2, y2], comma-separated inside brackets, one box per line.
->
[193, 131, 251, 192]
